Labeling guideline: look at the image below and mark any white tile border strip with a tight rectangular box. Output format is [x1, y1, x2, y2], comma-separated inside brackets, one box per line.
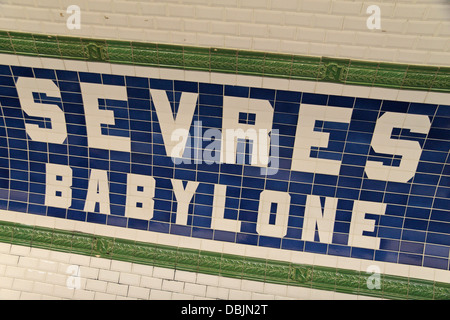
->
[0, 242, 377, 300]
[1, 208, 449, 284]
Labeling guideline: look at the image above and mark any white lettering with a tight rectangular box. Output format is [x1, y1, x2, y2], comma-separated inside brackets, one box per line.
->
[84, 169, 110, 214]
[16, 77, 67, 144]
[301, 195, 338, 244]
[210, 184, 241, 232]
[170, 128, 190, 163]
[45, 163, 72, 209]
[292, 104, 352, 175]
[365, 112, 431, 183]
[80, 83, 130, 152]
[348, 200, 386, 250]
[125, 173, 155, 220]
[221, 96, 273, 166]
[171, 179, 199, 225]
[257, 190, 291, 238]
[151, 89, 198, 159]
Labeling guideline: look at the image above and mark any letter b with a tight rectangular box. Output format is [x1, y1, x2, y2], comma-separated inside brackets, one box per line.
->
[45, 163, 72, 209]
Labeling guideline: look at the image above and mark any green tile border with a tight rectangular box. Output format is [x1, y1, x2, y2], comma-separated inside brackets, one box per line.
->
[0, 31, 449, 93]
[0, 220, 448, 300]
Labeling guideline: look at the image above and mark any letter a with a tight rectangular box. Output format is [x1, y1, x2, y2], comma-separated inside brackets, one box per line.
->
[66, 5, 81, 30]
[366, 5, 381, 30]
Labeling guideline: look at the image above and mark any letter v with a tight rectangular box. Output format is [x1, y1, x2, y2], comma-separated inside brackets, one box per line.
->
[151, 89, 198, 159]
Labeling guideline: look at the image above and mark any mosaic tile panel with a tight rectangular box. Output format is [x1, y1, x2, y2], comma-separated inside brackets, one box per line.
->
[0, 62, 448, 275]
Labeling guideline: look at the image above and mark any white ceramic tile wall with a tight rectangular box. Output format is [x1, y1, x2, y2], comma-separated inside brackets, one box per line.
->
[0, 243, 376, 300]
[0, 0, 448, 66]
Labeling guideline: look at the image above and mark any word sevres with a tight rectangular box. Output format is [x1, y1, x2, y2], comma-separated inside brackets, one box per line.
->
[16, 77, 430, 183]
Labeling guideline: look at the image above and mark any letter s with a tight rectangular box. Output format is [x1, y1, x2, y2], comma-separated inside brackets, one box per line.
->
[365, 112, 431, 183]
[16, 77, 67, 144]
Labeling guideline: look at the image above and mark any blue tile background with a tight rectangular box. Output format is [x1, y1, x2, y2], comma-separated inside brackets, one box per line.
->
[0, 64, 449, 270]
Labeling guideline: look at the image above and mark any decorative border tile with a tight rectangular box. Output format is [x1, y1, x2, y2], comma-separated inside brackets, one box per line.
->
[0, 219, 448, 300]
[0, 31, 449, 93]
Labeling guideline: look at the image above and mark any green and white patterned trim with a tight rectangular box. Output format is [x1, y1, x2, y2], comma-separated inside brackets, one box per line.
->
[0, 31, 449, 93]
[1, 219, 449, 300]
